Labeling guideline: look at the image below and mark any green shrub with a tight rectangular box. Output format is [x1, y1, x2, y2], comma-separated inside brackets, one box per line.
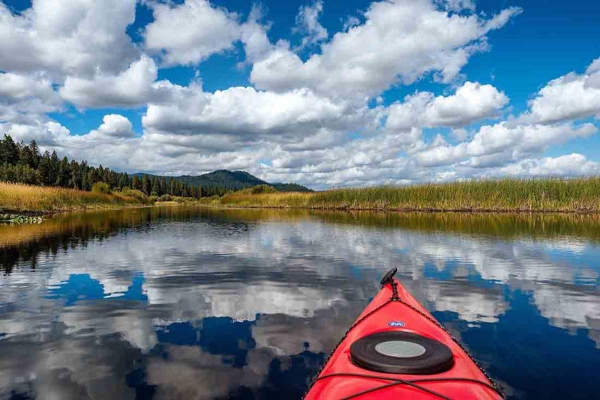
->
[250, 185, 277, 194]
[92, 182, 111, 194]
[121, 188, 147, 201]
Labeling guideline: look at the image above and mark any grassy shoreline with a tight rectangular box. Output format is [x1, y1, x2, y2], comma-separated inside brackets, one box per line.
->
[3, 177, 600, 215]
[216, 177, 600, 213]
[0, 182, 152, 214]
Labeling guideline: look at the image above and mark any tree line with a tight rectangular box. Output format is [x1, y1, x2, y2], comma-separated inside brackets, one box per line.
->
[0, 134, 212, 198]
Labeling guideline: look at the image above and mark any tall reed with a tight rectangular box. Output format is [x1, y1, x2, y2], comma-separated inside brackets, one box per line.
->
[218, 177, 600, 212]
[0, 182, 150, 213]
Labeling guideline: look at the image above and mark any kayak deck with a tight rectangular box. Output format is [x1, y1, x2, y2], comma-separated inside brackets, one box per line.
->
[304, 269, 503, 399]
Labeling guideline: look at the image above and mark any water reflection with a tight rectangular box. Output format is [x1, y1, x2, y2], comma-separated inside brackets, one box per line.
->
[1, 208, 599, 399]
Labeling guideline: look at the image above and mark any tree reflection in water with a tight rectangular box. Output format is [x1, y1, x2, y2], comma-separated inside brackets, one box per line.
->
[0, 207, 599, 399]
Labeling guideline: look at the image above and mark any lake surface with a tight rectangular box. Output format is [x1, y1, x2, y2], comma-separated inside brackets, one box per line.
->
[1, 207, 599, 400]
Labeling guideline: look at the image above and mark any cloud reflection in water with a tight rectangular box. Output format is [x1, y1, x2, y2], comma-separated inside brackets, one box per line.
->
[0, 208, 599, 399]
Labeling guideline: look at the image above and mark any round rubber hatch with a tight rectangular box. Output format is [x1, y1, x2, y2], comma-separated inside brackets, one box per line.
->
[350, 331, 454, 374]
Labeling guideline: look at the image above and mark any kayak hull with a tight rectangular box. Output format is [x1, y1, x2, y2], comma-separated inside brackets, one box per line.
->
[304, 275, 503, 399]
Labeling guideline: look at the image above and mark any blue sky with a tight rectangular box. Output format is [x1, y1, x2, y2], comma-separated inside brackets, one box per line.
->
[0, 0, 599, 188]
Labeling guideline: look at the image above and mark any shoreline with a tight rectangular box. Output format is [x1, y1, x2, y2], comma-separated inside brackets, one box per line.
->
[3, 201, 600, 219]
[0, 203, 187, 219]
[3, 177, 600, 218]
[0, 204, 156, 216]
[197, 203, 600, 214]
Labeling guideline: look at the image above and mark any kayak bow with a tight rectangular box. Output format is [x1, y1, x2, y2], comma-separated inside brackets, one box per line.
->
[304, 268, 504, 400]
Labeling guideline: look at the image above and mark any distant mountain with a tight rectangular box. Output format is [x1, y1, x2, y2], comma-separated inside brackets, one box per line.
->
[136, 170, 312, 194]
[177, 170, 268, 191]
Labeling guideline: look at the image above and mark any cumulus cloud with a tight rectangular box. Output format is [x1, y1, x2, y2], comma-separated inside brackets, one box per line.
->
[0, 0, 138, 78]
[525, 58, 600, 124]
[266, 128, 422, 188]
[144, 0, 243, 66]
[239, 6, 274, 64]
[0, 73, 55, 103]
[143, 0, 273, 68]
[497, 154, 600, 177]
[414, 122, 597, 167]
[251, 0, 522, 97]
[60, 56, 159, 109]
[436, 0, 476, 12]
[87, 115, 137, 139]
[0, 72, 62, 120]
[143, 83, 361, 137]
[294, 0, 328, 49]
[386, 81, 509, 130]
[0, 120, 71, 146]
[0, 0, 598, 187]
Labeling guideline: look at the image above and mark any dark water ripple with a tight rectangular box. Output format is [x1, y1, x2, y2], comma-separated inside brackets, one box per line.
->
[0, 208, 599, 399]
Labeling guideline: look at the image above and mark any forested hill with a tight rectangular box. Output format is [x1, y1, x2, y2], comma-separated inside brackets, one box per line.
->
[178, 170, 268, 191]
[138, 170, 312, 195]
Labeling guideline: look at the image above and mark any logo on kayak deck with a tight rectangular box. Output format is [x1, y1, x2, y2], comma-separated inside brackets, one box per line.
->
[388, 321, 405, 327]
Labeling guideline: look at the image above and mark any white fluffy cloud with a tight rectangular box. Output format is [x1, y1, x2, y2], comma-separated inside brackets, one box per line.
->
[294, 0, 328, 49]
[239, 6, 273, 64]
[143, 83, 360, 137]
[386, 82, 509, 130]
[59, 56, 159, 109]
[0, 0, 598, 187]
[526, 58, 600, 124]
[251, 0, 521, 97]
[497, 154, 600, 177]
[414, 122, 597, 167]
[0, 73, 56, 103]
[438, 0, 476, 12]
[0, 0, 138, 78]
[0, 72, 62, 121]
[88, 115, 137, 139]
[0, 120, 71, 146]
[143, 0, 274, 68]
[144, 0, 243, 66]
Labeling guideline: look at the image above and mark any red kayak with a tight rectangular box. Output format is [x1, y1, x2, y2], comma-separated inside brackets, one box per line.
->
[304, 268, 504, 400]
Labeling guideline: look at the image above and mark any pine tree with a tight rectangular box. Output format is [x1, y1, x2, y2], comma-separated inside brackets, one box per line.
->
[118, 173, 128, 189]
[0, 135, 20, 165]
[81, 170, 89, 190]
[87, 168, 99, 188]
[69, 160, 81, 189]
[38, 151, 52, 185]
[0, 133, 211, 199]
[142, 175, 151, 196]
[19, 142, 34, 168]
[28, 140, 41, 169]
[151, 177, 160, 196]
[132, 176, 141, 191]
[56, 157, 70, 187]
[16, 164, 40, 184]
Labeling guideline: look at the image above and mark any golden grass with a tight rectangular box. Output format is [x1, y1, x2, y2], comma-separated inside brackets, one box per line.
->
[220, 191, 314, 208]
[217, 177, 600, 213]
[0, 182, 150, 213]
[4, 177, 600, 214]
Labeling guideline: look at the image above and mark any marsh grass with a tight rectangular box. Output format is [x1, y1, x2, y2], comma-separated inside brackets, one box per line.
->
[220, 191, 314, 208]
[218, 177, 600, 212]
[0, 182, 150, 213]
[4, 178, 600, 214]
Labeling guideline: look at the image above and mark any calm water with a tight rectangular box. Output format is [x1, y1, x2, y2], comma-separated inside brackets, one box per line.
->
[1, 208, 599, 400]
